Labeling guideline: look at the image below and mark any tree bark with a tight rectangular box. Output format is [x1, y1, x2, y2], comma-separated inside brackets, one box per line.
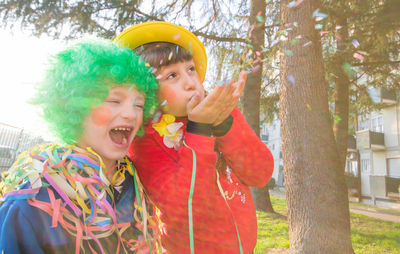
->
[333, 14, 350, 173]
[280, 0, 354, 252]
[243, 0, 274, 213]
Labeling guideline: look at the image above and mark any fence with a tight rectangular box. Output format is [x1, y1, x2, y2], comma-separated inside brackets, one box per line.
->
[0, 122, 49, 172]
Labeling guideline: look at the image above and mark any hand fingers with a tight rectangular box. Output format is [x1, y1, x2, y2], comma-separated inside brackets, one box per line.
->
[234, 71, 247, 97]
[186, 92, 201, 113]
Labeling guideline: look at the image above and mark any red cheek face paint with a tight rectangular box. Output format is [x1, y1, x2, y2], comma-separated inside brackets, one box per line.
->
[160, 87, 177, 102]
[91, 106, 112, 126]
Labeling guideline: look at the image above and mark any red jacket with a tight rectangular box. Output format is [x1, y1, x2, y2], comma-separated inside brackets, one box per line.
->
[128, 107, 274, 254]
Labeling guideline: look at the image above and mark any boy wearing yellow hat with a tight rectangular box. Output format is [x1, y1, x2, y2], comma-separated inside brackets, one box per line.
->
[116, 22, 274, 254]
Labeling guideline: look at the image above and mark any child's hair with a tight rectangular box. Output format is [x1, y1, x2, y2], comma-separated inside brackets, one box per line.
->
[135, 42, 193, 70]
[31, 39, 159, 144]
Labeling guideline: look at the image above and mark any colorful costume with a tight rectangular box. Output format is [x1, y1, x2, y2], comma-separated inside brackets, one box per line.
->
[0, 144, 160, 254]
[0, 39, 161, 253]
[129, 107, 274, 253]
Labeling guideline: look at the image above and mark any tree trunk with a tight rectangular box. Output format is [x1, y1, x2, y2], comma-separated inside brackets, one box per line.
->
[243, 0, 274, 213]
[280, 0, 354, 252]
[333, 14, 350, 174]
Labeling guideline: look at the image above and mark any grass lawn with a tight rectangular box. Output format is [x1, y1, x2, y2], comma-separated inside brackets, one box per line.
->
[254, 195, 400, 254]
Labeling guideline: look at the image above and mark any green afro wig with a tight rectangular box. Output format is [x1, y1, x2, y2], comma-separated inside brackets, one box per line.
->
[32, 39, 159, 144]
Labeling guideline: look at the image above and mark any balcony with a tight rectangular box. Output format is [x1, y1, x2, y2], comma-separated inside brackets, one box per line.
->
[356, 130, 385, 151]
[369, 88, 397, 106]
[348, 135, 357, 151]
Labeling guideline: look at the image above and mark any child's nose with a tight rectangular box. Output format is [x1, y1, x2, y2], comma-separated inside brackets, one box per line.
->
[183, 75, 197, 90]
[121, 104, 138, 120]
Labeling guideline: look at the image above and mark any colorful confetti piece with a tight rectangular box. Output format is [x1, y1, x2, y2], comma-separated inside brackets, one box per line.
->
[342, 63, 355, 78]
[352, 39, 360, 48]
[173, 33, 181, 41]
[156, 74, 163, 80]
[290, 39, 299, 45]
[256, 15, 265, 23]
[288, 75, 295, 84]
[335, 115, 342, 122]
[353, 52, 364, 61]
[303, 41, 312, 47]
[315, 24, 323, 30]
[282, 49, 293, 56]
[168, 52, 173, 60]
[288, 1, 296, 8]
[161, 100, 168, 106]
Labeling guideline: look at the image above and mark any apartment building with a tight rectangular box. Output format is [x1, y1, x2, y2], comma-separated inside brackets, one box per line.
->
[353, 88, 400, 207]
[260, 88, 400, 208]
[260, 116, 284, 186]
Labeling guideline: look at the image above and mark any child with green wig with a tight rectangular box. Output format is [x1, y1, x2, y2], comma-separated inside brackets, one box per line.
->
[0, 39, 161, 253]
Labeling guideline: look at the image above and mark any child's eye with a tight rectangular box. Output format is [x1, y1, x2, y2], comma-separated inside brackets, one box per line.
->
[188, 66, 196, 72]
[135, 104, 144, 110]
[167, 73, 177, 80]
[107, 100, 120, 104]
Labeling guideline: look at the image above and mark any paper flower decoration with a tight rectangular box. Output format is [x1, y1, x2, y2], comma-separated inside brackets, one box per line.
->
[152, 114, 184, 149]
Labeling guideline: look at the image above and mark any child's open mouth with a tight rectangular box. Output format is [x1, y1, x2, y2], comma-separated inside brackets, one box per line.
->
[109, 127, 133, 147]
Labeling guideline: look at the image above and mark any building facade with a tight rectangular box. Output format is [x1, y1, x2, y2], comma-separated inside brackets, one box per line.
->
[260, 88, 400, 208]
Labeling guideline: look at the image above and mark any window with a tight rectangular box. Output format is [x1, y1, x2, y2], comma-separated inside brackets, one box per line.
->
[359, 115, 369, 131]
[361, 159, 370, 173]
[388, 158, 400, 178]
[371, 115, 383, 133]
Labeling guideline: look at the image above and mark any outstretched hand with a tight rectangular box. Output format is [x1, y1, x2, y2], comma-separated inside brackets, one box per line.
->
[187, 71, 247, 125]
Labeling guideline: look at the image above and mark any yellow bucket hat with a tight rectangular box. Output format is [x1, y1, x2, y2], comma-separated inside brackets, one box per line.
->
[114, 21, 207, 82]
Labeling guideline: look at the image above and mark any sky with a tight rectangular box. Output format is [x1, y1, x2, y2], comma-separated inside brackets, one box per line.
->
[0, 28, 67, 140]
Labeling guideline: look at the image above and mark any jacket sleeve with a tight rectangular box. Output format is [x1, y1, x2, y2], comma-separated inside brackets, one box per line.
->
[215, 107, 274, 187]
[128, 130, 219, 225]
[0, 200, 44, 254]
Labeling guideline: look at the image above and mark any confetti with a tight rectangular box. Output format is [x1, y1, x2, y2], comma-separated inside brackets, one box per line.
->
[256, 51, 261, 56]
[152, 111, 162, 123]
[282, 49, 293, 56]
[336, 25, 342, 30]
[335, 34, 342, 40]
[335, 115, 342, 122]
[352, 39, 360, 48]
[303, 41, 312, 47]
[161, 100, 168, 106]
[156, 74, 163, 80]
[145, 63, 150, 67]
[288, 1, 296, 8]
[290, 39, 299, 45]
[288, 75, 295, 84]
[168, 52, 173, 60]
[160, 59, 163, 65]
[342, 63, 355, 78]
[312, 8, 320, 17]
[288, 0, 303, 8]
[306, 104, 311, 110]
[256, 15, 265, 23]
[257, 11, 262, 16]
[353, 52, 364, 61]
[173, 33, 181, 40]
[315, 24, 323, 30]
[151, 68, 157, 74]
[312, 9, 327, 19]
[294, 0, 304, 7]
